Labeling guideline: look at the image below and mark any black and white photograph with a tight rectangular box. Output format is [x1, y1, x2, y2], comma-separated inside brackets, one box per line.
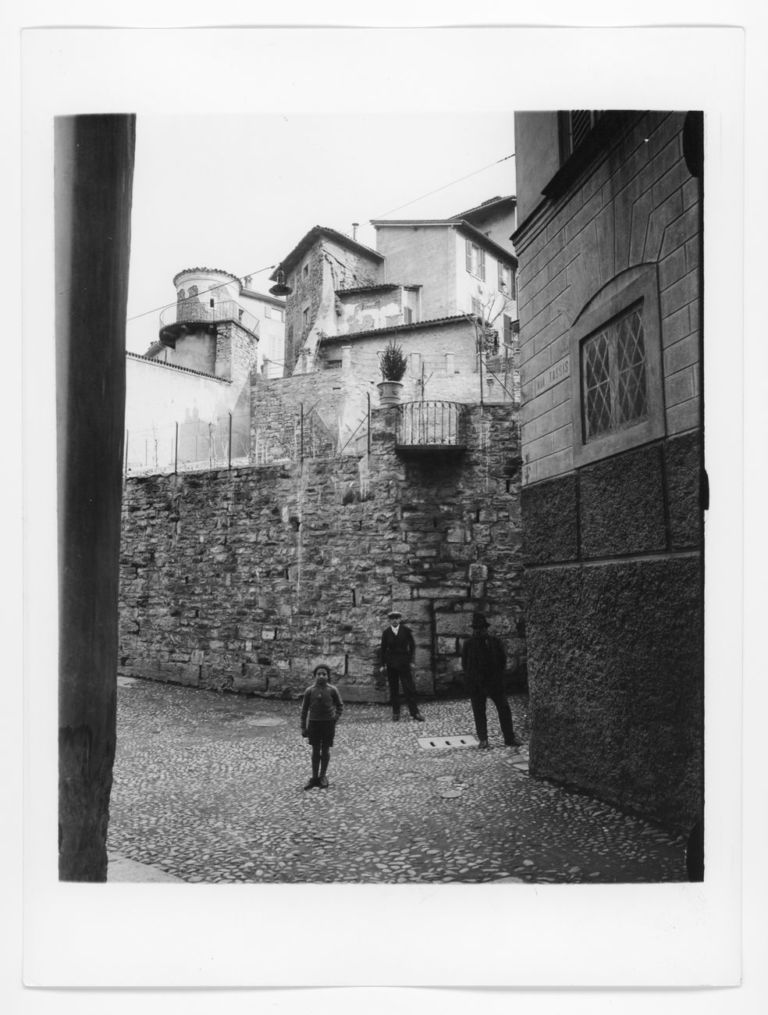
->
[63, 106, 704, 889]
[9, 6, 761, 1007]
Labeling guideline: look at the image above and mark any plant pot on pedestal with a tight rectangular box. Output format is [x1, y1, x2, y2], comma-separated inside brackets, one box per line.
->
[377, 379, 404, 406]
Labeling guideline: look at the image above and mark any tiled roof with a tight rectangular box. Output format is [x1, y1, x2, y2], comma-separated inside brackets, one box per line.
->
[127, 350, 231, 382]
[317, 314, 473, 344]
[335, 283, 421, 296]
[272, 226, 384, 278]
[172, 267, 243, 287]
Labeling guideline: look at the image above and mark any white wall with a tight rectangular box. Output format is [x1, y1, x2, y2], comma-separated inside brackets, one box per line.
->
[240, 290, 285, 377]
[125, 354, 241, 471]
[454, 231, 517, 328]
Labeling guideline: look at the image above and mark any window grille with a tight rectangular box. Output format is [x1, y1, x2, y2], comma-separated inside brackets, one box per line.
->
[582, 303, 648, 441]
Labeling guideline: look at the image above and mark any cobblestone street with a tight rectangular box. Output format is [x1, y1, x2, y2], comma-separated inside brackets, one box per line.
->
[108, 677, 687, 884]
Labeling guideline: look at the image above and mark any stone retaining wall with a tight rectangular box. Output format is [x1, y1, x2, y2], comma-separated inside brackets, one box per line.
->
[118, 404, 524, 701]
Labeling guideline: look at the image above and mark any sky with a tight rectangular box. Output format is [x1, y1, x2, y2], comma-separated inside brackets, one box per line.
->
[125, 111, 516, 352]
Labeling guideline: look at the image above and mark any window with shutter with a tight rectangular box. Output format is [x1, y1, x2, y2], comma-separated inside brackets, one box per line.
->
[559, 110, 603, 160]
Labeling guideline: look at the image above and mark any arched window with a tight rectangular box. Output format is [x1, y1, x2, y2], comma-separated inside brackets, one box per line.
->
[570, 265, 664, 466]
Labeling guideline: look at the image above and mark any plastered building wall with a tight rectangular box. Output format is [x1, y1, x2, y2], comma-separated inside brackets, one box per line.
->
[374, 226, 458, 320]
[125, 319, 258, 472]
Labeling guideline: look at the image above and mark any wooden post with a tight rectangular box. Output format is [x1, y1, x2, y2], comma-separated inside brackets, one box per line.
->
[56, 114, 136, 881]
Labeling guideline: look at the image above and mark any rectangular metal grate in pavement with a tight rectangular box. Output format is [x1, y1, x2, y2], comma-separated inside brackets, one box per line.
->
[418, 735, 479, 750]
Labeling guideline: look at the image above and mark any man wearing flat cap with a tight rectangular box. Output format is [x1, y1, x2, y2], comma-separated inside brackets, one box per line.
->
[380, 611, 424, 722]
[461, 613, 519, 749]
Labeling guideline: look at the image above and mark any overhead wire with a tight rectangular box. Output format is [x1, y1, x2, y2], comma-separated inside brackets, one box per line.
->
[372, 152, 515, 219]
[126, 150, 515, 324]
[126, 263, 277, 322]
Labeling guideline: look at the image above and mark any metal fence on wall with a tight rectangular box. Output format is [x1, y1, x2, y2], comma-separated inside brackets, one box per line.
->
[124, 411, 251, 477]
[125, 401, 372, 477]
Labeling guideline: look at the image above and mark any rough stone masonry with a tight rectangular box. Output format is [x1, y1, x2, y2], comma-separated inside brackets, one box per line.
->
[118, 404, 525, 701]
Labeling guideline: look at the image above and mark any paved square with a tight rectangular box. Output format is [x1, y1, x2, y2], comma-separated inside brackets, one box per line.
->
[108, 679, 687, 884]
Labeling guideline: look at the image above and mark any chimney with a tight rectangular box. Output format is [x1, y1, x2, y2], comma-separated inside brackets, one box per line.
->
[352, 222, 359, 240]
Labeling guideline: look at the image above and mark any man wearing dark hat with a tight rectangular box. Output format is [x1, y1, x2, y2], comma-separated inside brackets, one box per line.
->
[461, 613, 519, 748]
[380, 611, 424, 722]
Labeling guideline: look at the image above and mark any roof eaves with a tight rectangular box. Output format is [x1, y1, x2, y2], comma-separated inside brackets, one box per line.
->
[452, 220, 518, 266]
[272, 225, 383, 279]
[370, 218, 516, 264]
[370, 219, 454, 228]
[335, 283, 422, 296]
[172, 267, 243, 288]
[126, 350, 232, 382]
[318, 314, 472, 343]
[452, 194, 516, 220]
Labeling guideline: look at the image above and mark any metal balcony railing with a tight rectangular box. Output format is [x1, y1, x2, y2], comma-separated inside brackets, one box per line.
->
[395, 400, 466, 452]
[159, 300, 259, 338]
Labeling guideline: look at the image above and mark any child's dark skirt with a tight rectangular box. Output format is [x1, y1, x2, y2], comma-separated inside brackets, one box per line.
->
[307, 719, 336, 748]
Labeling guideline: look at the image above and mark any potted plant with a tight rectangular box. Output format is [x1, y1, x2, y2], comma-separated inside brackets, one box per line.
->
[377, 340, 407, 405]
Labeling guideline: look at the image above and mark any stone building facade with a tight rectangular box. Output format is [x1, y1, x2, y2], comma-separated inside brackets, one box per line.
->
[272, 204, 518, 389]
[118, 404, 525, 702]
[274, 226, 384, 374]
[512, 110, 704, 832]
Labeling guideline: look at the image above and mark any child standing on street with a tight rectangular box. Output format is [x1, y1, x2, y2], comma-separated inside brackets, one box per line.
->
[300, 664, 343, 789]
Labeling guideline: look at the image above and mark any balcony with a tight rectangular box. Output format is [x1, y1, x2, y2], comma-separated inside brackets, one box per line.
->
[394, 401, 466, 455]
[158, 299, 259, 346]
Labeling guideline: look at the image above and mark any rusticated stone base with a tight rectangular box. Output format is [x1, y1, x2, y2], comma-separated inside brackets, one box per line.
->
[525, 555, 703, 832]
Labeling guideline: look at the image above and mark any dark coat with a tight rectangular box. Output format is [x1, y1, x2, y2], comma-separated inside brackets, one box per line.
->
[461, 632, 507, 693]
[380, 624, 415, 669]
